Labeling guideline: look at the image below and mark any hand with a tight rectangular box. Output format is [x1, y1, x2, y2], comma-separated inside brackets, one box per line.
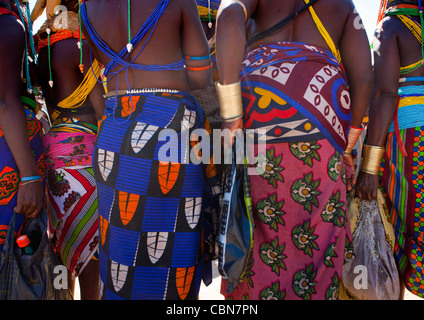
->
[343, 153, 356, 192]
[15, 181, 44, 219]
[355, 171, 379, 200]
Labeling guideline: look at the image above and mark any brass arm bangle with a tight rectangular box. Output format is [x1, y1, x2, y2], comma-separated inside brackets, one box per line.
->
[360, 144, 385, 175]
[215, 81, 244, 121]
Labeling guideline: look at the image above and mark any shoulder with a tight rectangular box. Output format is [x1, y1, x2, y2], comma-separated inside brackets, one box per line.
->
[176, 0, 203, 23]
[377, 16, 404, 40]
[312, 0, 354, 26]
[175, 0, 198, 13]
[331, 0, 354, 9]
[0, 15, 25, 44]
[0, 15, 25, 47]
[322, 0, 354, 14]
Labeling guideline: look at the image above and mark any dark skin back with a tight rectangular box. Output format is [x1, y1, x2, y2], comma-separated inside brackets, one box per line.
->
[245, 0, 351, 52]
[38, 38, 104, 123]
[215, 0, 372, 175]
[216, 0, 372, 128]
[37, 1, 104, 123]
[356, 11, 424, 200]
[81, 0, 211, 94]
[0, 15, 44, 218]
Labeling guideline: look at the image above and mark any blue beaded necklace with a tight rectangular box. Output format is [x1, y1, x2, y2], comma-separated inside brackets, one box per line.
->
[80, 0, 183, 123]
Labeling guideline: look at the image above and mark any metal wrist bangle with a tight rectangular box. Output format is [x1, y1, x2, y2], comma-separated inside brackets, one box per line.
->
[360, 144, 385, 176]
[221, 112, 244, 121]
[215, 81, 244, 120]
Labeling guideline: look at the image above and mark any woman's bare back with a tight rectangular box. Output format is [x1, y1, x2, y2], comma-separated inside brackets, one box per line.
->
[245, 0, 357, 53]
[82, 0, 210, 91]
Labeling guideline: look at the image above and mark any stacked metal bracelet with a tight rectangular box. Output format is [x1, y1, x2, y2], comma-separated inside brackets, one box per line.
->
[20, 175, 42, 186]
[343, 125, 365, 159]
[215, 81, 244, 121]
[361, 145, 385, 175]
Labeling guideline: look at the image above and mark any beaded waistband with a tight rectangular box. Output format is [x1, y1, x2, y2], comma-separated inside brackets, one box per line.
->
[103, 88, 181, 99]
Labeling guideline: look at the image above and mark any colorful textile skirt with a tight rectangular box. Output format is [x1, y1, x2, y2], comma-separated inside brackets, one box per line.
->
[221, 140, 350, 300]
[0, 106, 45, 252]
[380, 126, 424, 298]
[49, 116, 98, 135]
[239, 41, 350, 155]
[43, 123, 99, 277]
[94, 90, 219, 300]
[221, 41, 352, 300]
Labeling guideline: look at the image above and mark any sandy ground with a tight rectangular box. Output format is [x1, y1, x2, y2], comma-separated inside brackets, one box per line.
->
[74, 259, 423, 301]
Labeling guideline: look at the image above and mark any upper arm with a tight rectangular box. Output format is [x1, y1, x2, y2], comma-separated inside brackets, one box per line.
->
[0, 16, 25, 104]
[215, 0, 258, 84]
[338, 1, 373, 86]
[372, 18, 400, 97]
[181, 0, 212, 89]
[181, 0, 209, 58]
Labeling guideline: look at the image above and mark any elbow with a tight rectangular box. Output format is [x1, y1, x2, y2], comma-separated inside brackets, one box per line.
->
[187, 71, 212, 90]
[370, 77, 400, 101]
[0, 97, 10, 127]
[189, 78, 211, 91]
[0, 96, 8, 115]
[0, 94, 24, 116]
[370, 88, 399, 116]
[373, 88, 399, 102]
[346, 68, 373, 97]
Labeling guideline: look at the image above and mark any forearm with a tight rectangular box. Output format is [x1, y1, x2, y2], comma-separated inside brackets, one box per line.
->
[0, 97, 39, 177]
[366, 92, 398, 147]
[348, 79, 372, 128]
